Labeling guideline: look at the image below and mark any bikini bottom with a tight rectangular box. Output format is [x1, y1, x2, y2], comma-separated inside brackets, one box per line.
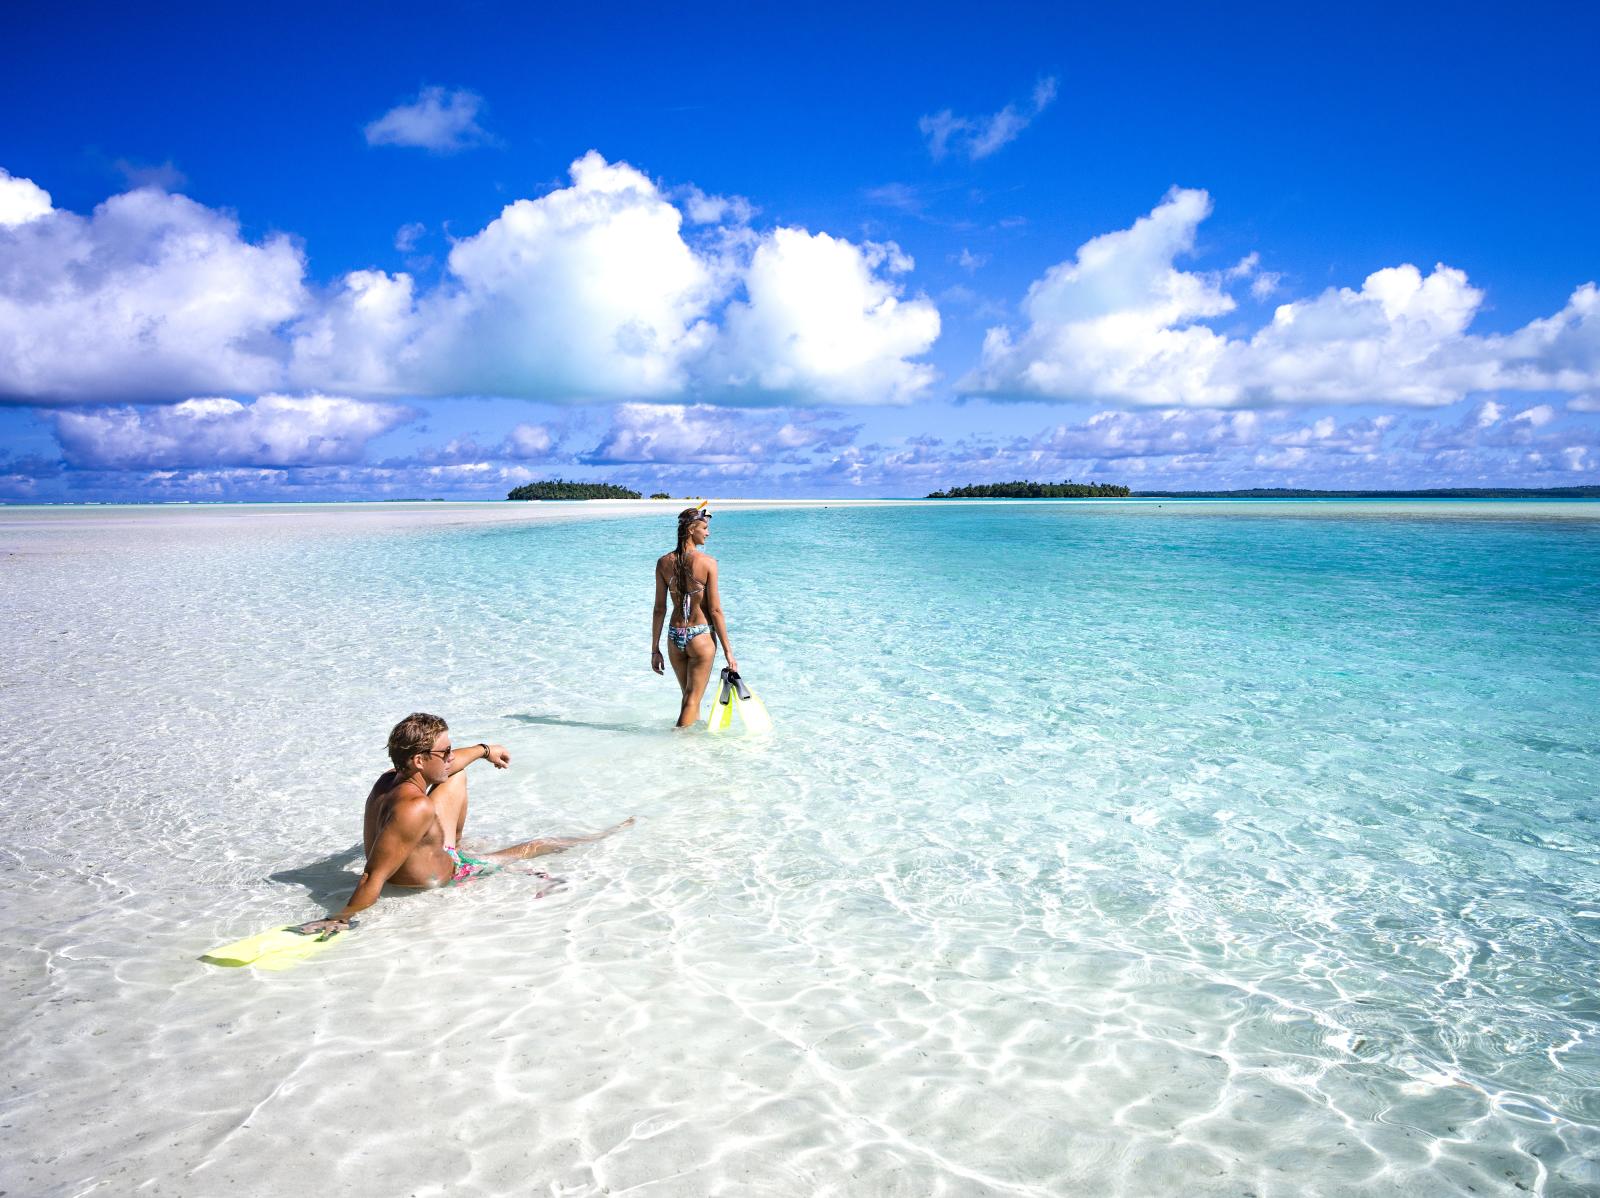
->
[668, 623, 710, 651]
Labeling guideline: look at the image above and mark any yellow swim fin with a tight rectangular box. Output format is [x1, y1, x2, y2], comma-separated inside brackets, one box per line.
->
[706, 667, 737, 734]
[737, 688, 773, 735]
[705, 668, 772, 736]
[201, 924, 346, 971]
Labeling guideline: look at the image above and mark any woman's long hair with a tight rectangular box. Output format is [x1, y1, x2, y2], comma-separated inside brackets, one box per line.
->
[672, 507, 701, 619]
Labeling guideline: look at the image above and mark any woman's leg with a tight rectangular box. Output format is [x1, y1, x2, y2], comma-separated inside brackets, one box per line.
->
[675, 633, 717, 728]
[667, 635, 690, 696]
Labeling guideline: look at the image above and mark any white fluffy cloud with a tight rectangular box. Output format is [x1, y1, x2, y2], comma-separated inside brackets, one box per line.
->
[966, 188, 1600, 409]
[364, 87, 494, 152]
[291, 152, 719, 400]
[501, 422, 556, 459]
[920, 77, 1057, 162]
[0, 157, 938, 409]
[53, 394, 414, 469]
[699, 231, 939, 405]
[678, 186, 756, 226]
[289, 152, 938, 406]
[583, 403, 857, 464]
[806, 399, 1597, 493]
[0, 186, 306, 404]
[0, 168, 52, 227]
[969, 188, 1235, 405]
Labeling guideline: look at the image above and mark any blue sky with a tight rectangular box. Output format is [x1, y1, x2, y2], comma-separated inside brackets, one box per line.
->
[2, 0, 1598, 500]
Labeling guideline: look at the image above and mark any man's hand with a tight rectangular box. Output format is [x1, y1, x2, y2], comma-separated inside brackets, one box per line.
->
[484, 743, 511, 769]
[651, 646, 665, 675]
[295, 917, 352, 937]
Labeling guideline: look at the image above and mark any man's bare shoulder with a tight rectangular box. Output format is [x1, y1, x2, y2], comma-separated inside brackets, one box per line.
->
[368, 772, 435, 813]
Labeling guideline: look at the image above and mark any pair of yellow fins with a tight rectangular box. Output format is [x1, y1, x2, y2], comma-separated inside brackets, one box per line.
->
[706, 667, 772, 735]
[200, 922, 351, 971]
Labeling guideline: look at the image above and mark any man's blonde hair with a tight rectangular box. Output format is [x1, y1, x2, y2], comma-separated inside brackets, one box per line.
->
[388, 712, 448, 769]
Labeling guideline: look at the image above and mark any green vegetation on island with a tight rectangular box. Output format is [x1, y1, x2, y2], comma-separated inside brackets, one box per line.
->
[506, 480, 643, 501]
[927, 480, 1131, 499]
[649, 492, 672, 499]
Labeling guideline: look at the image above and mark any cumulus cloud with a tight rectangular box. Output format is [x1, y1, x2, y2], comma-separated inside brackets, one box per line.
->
[1411, 399, 1563, 453]
[290, 153, 939, 407]
[364, 87, 495, 153]
[10, 388, 1594, 502]
[52, 394, 414, 469]
[0, 168, 52, 226]
[965, 188, 1600, 409]
[1251, 272, 1283, 300]
[678, 186, 755, 226]
[966, 187, 1235, 404]
[920, 77, 1058, 162]
[0, 185, 306, 404]
[501, 422, 557, 459]
[0, 158, 939, 409]
[292, 152, 719, 400]
[699, 232, 939, 405]
[799, 400, 1598, 494]
[583, 403, 858, 464]
[32, 459, 557, 503]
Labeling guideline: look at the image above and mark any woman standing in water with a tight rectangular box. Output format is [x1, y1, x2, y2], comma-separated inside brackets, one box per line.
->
[651, 505, 738, 727]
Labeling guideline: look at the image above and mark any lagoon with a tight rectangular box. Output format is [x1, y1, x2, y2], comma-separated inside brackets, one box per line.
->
[3, 499, 1598, 1196]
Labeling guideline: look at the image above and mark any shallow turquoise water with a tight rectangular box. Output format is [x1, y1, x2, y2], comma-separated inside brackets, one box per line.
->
[3, 500, 1598, 1195]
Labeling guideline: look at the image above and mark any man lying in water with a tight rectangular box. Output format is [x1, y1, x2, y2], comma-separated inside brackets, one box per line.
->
[297, 712, 633, 934]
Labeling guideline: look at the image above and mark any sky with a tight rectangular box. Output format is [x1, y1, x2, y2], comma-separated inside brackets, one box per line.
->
[2, 0, 1598, 501]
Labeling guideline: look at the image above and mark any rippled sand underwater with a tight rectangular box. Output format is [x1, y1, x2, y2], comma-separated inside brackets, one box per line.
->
[3, 500, 1598, 1197]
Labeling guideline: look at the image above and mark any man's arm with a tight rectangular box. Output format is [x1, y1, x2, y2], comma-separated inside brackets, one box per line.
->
[446, 742, 509, 776]
[297, 793, 435, 934]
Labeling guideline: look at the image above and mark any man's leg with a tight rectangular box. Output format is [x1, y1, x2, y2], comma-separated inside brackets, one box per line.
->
[483, 818, 635, 863]
[430, 769, 469, 845]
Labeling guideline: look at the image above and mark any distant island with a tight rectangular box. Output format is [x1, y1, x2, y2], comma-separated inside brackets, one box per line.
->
[1130, 486, 1600, 499]
[507, 480, 643, 500]
[927, 481, 1132, 498]
[924, 482, 1600, 500]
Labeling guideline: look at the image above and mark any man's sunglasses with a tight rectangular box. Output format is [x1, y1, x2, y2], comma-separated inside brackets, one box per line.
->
[420, 745, 455, 759]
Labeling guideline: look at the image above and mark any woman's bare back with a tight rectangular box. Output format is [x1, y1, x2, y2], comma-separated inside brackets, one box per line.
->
[657, 550, 715, 626]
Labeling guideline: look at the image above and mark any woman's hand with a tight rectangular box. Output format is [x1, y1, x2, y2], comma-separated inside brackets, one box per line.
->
[651, 646, 665, 675]
[725, 655, 739, 674]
